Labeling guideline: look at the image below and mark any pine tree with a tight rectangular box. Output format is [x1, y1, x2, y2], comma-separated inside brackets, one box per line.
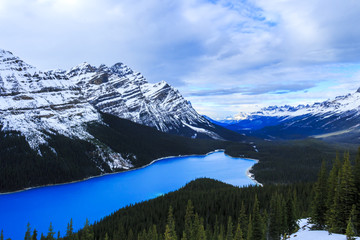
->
[251, 195, 264, 240]
[326, 153, 341, 213]
[238, 202, 247, 239]
[138, 229, 147, 240]
[66, 218, 74, 238]
[218, 224, 225, 240]
[226, 216, 233, 240]
[82, 218, 94, 240]
[268, 194, 282, 240]
[311, 160, 328, 228]
[32, 229, 38, 240]
[1, 230, 4, 240]
[46, 222, 55, 240]
[148, 225, 158, 240]
[213, 217, 220, 240]
[180, 232, 187, 240]
[279, 196, 287, 236]
[104, 233, 109, 240]
[246, 215, 252, 240]
[328, 154, 357, 233]
[354, 147, 360, 234]
[184, 200, 194, 240]
[25, 223, 32, 240]
[292, 189, 299, 220]
[128, 229, 134, 240]
[197, 221, 206, 240]
[234, 222, 243, 240]
[285, 195, 298, 235]
[164, 206, 177, 240]
[346, 205, 356, 240]
[328, 163, 343, 233]
[192, 214, 204, 240]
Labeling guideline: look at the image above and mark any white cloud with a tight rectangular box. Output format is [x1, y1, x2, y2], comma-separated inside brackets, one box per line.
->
[0, 0, 360, 118]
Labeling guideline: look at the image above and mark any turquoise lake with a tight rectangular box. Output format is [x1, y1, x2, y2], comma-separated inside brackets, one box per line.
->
[0, 151, 257, 239]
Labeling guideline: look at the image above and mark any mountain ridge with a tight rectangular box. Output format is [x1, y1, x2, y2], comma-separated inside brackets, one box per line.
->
[0, 48, 229, 150]
[0, 48, 249, 192]
[213, 88, 360, 141]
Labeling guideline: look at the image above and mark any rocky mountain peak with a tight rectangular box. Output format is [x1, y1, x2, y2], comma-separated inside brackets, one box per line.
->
[110, 62, 134, 77]
[66, 62, 97, 79]
[0, 47, 223, 151]
[0, 49, 35, 72]
[0, 49, 13, 57]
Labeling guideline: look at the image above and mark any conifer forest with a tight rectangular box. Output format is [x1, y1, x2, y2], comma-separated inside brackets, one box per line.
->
[7, 147, 360, 240]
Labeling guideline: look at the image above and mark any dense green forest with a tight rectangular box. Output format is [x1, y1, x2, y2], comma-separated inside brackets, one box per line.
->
[0, 131, 104, 192]
[10, 178, 313, 240]
[1, 112, 356, 192]
[0, 113, 254, 192]
[250, 139, 357, 184]
[1, 113, 359, 239]
[310, 148, 360, 238]
[4, 149, 360, 239]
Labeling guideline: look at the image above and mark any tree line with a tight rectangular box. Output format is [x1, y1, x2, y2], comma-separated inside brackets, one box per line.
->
[311, 148, 360, 239]
[5, 145, 360, 239]
[1, 178, 313, 240]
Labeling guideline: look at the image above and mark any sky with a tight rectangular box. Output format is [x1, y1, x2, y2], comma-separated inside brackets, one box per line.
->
[1, 0, 360, 119]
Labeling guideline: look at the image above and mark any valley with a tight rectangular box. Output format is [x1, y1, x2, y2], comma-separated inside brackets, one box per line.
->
[211, 89, 360, 143]
[0, 151, 256, 240]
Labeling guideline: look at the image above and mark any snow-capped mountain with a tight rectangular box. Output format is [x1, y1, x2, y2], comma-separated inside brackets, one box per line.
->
[0, 49, 100, 149]
[215, 89, 360, 141]
[65, 61, 213, 135]
[0, 48, 231, 159]
[0, 48, 249, 192]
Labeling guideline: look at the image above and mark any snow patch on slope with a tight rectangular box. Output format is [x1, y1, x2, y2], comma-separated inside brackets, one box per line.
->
[235, 91, 360, 119]
[290, 219, 360, 240]
[182, 121, 223, 140]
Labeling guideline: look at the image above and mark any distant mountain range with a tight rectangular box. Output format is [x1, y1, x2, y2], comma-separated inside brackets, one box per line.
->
[211, 88, 360, 142]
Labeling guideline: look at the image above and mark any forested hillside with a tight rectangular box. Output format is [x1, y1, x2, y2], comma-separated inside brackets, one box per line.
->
[5, 149, 360, 239]
[310, 148, 360, 238]
[16, 178, 313, 240]
[0, 113, 254, 192]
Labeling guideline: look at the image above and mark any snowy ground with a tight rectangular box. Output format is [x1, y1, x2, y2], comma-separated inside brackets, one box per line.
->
[289, 219, 360, 240]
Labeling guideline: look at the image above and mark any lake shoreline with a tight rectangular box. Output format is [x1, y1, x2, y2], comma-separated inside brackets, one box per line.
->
[0, 149, 261, 195]
[245, 159, 263, 186]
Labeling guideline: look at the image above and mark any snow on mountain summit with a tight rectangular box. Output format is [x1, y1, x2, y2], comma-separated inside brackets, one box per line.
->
[216, 88, 360, 139]
[0, 50, 100, 149]
[65, 60, 210, 134]
[232, 89, 360, 120]
[0, 48, 219, 150]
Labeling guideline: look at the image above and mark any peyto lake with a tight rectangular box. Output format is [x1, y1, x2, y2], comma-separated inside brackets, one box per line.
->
[0, 151, 257, 239]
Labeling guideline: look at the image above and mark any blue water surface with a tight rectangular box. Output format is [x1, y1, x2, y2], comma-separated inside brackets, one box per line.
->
[0, 151, 256, 240]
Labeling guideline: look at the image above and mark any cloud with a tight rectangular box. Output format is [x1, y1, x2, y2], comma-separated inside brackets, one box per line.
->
[189, 81, 316, 96]
[0, 0, 360, 118]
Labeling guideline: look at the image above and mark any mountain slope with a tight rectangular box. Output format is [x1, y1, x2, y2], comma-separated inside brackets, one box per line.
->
[214, 89, 360, 142]
[0, 48, 249, 192]
[0, 48, 242, 148]
[66, 62, 214, 136]
[0, 112, 255, 192]
[0, 49, 100, 149]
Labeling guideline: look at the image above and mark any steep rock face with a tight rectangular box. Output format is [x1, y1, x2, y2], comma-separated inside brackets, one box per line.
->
[0, 49, 100, 148]
[0, 48, 227, 154]
[66, 62, 215, 136]
[0, 48, 249, 192]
